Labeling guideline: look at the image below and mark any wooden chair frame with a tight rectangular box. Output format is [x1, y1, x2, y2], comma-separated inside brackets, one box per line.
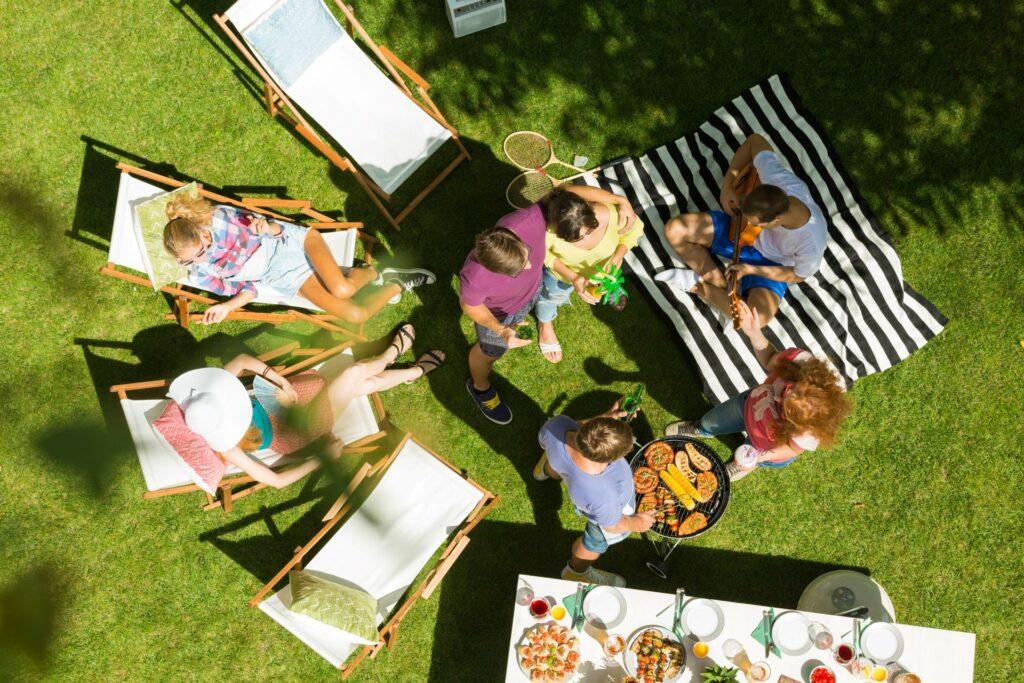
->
[250, 433, 499, 679]
[100, 161, 380, 340]
[213, 0, 471, 231]
[111, 341, 389, 513]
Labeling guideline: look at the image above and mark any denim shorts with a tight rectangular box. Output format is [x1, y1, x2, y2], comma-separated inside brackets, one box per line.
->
[257, 222, 314, 298]
[708, 210, 789, 302]
[474, 289, 542, 358]
[581, 520, 630, 554]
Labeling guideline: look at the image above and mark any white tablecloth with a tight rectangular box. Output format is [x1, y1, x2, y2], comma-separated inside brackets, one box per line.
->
[505, 575, 974, 682]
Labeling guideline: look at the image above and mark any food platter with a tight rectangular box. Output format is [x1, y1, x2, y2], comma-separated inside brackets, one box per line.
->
[630, 436, 730, 540]
[516, 621, 581, 682]
[622, 624, 685, 682]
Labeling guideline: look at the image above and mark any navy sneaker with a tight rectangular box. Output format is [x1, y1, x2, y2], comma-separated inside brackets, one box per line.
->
[466, 378, 512, 425]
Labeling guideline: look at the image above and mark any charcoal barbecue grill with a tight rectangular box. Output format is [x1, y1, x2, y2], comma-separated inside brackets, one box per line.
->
[629, 436, 731, 578]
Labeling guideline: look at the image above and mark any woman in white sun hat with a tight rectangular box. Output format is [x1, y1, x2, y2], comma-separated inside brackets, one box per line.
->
[164, 323, 444, 489]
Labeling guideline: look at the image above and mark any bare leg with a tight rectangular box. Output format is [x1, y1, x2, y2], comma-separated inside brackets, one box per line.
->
[663, 212, 728, 288]
[299, 275, 400, 324]
[745, 288, 781, 327]
[469, 342, 498, 392]
[303, 229, 376, 299]
[569, 537, 600, 572]
[693, 280, 734, 318]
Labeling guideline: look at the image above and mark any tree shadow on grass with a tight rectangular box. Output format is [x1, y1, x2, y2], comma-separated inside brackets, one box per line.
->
[383, 0, 1024, 239]
[0, 560, 69, 679]
[427, 519, 868, 682]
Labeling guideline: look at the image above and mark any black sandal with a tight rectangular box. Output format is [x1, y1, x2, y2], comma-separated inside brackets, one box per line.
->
[386, 322, 415, 359]
[406, 350, 445, 383]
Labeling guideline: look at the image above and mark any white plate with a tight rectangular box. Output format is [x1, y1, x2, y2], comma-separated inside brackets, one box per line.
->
[583, 586, 627, 630]
[623, 625, 686, 682]
[680, 598, 725, 639]
[771, 611, 812, 655]
[860, 622, 905, 662]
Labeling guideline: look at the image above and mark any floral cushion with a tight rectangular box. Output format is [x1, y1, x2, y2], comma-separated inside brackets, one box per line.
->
[152, 400, 226, 495]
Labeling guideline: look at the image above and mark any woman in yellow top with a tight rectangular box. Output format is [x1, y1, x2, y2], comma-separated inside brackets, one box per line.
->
[536, 186, 644, 362]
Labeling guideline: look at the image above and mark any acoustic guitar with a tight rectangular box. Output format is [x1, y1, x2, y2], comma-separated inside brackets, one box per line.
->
[726, 164, 761, 329]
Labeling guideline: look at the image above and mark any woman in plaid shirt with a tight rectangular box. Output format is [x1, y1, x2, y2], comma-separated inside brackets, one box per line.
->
[162, 196, 434, 324]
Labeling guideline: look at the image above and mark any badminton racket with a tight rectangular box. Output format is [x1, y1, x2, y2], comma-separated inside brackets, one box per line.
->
[503, 130, 587, 174]
[503, 130, 628, 208]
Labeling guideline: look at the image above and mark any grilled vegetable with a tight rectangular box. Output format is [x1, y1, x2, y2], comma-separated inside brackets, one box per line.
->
[659, 469, 696, 510]
[668, 464, 702, 502]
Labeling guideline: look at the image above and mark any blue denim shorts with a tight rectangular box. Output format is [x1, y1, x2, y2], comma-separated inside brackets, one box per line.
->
[257, 222, 314, 298]
[474, 289, 541, 358]
[581, 520, 630, 554]
[708, 210, 788, 302]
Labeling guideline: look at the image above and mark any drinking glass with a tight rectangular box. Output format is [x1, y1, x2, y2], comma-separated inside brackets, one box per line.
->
[808, 622, 834, 650]
[722, 638, 752, 673]
[603, 633, 626, 657]
[529, 597, 551, 619]
[748, 660, 771, 681]
[833, 642, 855, 666]
[515, 579, 535, 606]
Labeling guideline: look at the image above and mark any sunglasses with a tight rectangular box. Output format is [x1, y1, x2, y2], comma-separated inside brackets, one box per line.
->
[177, 242, 208, 266]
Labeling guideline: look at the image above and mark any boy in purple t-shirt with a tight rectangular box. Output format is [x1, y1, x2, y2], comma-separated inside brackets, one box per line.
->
[535, 400, 654, 587]
[459, 204, 547, 424]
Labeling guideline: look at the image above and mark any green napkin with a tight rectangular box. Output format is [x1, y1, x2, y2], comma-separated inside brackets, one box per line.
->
[561, 586, 594, 632]
[750, 607, 781, 658]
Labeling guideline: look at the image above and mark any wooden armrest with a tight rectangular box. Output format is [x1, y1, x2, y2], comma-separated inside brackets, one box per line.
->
[289, 347, 326, 357]
[110, 379, 168, 393]
[378, 45, 430, 90]
[322, 462, 372, 522]
[257, 341, 300, 362]
[422, 535, 470, 599]
[241, 197, 311, 210]
[309, 221, 363, 230]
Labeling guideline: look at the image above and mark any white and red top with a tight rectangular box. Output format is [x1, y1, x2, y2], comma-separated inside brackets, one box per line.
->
[744, 348, 845, 453]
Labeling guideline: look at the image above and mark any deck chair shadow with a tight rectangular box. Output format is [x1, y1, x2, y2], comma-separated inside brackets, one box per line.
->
[250, 433, 498, 678]
[101, 161, 379, 338]
[213, 0, 471, 231]
[111, 341, 389, 512]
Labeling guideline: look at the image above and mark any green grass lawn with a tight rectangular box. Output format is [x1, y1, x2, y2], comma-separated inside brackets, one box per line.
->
[2, 0, 1022, 680]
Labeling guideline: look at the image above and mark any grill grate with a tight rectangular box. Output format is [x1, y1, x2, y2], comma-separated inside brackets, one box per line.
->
[630, 436, 731, 540]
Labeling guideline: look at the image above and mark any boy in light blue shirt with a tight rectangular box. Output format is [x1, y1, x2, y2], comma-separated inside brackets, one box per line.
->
[535, 401, 654, 587]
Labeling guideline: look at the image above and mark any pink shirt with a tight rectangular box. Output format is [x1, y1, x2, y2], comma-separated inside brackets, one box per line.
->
[744, 348, 845, 453]
[458, 204, 547, 318]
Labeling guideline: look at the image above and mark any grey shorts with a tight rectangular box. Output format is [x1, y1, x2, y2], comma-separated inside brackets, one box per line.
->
[474, 289, 541, 358]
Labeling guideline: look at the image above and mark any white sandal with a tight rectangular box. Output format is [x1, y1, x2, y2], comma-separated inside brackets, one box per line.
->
[538, 341, 562, 364]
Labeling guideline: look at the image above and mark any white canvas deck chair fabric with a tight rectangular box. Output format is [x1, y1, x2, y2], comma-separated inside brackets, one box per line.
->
[251, 434, 498, 678]
[101, 162, 375, 338]
[111, 342, 387, 512]
[216, 0, 471, 230]
[580, 74, 947, 404]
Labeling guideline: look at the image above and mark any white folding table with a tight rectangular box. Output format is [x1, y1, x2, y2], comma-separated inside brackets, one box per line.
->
[504, 574, 975, 682]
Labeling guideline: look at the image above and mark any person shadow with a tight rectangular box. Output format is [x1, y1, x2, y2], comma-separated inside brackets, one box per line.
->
[586, 300, 746, 454]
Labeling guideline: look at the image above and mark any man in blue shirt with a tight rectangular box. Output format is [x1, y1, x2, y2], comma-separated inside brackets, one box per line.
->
[535, 401, 655, 587]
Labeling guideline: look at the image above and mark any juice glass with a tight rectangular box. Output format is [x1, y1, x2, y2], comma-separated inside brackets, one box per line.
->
[748, 660, 771, 682]
[529, 597, 551, 620]
[833, 642, 855, 666]
[603, 633, 626, 657]
[722, 638, 752, 673]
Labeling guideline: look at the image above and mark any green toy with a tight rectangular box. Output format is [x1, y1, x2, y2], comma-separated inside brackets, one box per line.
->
[587, 263, 627, 307]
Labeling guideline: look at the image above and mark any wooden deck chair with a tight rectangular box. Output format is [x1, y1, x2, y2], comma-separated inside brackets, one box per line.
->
[214, 0, 471, 231]
[100, 161, 378, 338]
[111, 341, 388, 512]
[251, 433, 498, 678]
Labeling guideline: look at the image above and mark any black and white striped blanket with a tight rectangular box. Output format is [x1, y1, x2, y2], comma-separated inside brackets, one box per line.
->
[582, 74, 946, 404]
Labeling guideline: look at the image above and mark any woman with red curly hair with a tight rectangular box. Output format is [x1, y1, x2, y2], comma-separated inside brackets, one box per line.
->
[665, 300, 851, 482]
